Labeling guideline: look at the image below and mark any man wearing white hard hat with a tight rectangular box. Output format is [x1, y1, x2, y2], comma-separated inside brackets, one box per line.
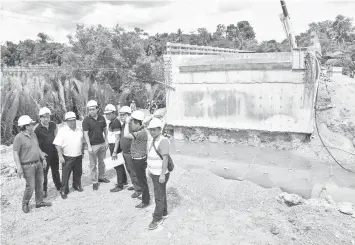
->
[146, 118, 171, 230]
[119, 106, 142, 196]
[104, 104, 128, 192]
[120, 106, 140, 193]
[13, 115, 52, 213]
[53, 112, 85, 199]
[83, 100, 110, 191]
[34, 107, 62, 198]
[124, 110, 150, 208]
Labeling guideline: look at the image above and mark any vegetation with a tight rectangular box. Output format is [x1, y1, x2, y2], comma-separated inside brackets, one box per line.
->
[1, 15, 354, 144]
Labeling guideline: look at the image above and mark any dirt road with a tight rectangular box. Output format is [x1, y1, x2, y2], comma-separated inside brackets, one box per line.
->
[1, 141, 355, 245]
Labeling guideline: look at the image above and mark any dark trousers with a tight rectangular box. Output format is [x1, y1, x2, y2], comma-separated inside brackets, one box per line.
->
[132, 157, 150, 205]
[123, 153, 141, 192]
[61, 155, 83, 194]
[43, 151, 62, 191]
[150, 173, 170, 221]
[22, 161, 44, 205]
[109, 144, 127, 187]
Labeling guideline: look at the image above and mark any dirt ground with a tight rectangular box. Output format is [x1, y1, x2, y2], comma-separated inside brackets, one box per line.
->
[1, 74, 355, 245]
[1, 141, 355, 245]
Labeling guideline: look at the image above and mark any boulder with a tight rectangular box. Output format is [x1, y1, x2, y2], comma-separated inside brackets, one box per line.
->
[338, 202, 354, 215]
[277, 192, 304, 206]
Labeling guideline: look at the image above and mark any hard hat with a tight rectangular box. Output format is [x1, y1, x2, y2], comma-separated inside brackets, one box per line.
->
[87, 100, 98, 108]
[64, 111, 76, 121]
[147, 117, 163, 129]
[120, 106, 132, 114]
[39, 107, 51, 116]
[18, 115, 35, 127]
[131, 110, 145, 121]
[104, 104, 116, 114]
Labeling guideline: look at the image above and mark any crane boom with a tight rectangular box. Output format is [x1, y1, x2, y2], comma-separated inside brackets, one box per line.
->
[279, 0, 297, 49]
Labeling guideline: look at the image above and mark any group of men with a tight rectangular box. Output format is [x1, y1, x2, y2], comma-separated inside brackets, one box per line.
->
[13, 99, 160, 213]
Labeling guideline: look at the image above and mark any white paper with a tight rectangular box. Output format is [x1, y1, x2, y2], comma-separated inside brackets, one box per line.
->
[104, 153, 125, 169]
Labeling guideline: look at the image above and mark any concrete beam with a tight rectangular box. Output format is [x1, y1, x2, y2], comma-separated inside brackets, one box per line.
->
[179, 63, 292, 72]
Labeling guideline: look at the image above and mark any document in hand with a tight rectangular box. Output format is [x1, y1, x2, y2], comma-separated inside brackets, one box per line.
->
[104, 153, 125, 169]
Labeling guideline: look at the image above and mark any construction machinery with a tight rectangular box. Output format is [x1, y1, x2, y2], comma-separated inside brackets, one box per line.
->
[279, 0, 297, 49]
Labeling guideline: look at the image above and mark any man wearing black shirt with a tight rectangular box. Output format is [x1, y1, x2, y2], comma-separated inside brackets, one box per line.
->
[34, 107, 62, 197]
[83, 100, 109, 191]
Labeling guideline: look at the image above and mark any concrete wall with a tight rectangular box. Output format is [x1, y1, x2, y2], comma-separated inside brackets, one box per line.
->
[164, 51, 318, 134]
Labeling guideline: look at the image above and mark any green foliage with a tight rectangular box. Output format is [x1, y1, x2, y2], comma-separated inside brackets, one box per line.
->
[1, 15, 355, 144]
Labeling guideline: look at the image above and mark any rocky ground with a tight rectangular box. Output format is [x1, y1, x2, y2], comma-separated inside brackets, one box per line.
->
[1, 143, 355, 245]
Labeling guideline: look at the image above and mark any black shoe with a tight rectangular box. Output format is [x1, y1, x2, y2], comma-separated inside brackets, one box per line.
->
[22, 203, 30, 213]
[74, 186, 84, 192]
[35, 201, 52, 208]
[98, 178, 110, 183]
[135, 203, 149, 209]
[43, 191, 47, 198]
[127, 186, 135, 191]
[110, 185, 123, 192]
[131, 192, 142, 198]
[60, 191, 67, 199]
[93, 183, 99, 190]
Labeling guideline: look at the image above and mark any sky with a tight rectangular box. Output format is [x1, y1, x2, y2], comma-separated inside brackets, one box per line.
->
[0, 0, 355, 45]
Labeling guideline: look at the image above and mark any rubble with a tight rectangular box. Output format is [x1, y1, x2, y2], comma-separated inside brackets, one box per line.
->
[338, 202, 354, 215]
[208, 135, 219, 143]
[277, 192, 304, 206]
[270, 225, 280, 235]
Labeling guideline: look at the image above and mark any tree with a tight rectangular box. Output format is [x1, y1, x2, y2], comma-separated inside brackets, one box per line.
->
[332, 15, 355, 45]
[226, 21, 256, 49]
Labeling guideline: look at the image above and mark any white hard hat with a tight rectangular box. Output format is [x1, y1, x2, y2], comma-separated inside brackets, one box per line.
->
[131, 110, 145, 121]
[147, 117, 163, 129]
[120, 106, 132, 114]
[87, 100, 98, 108]
[18, 115, 35, 127]
[39, 107, 51, 116]
[104, 104, 116, 114]
[64, 111, 76, 121]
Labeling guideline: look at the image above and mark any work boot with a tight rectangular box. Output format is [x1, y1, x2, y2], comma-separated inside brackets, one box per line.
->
[22, 203, 30, 213]
[131, 192, 142, 198]
[35, 201, 52, 208]
[93, 183, 99, 191]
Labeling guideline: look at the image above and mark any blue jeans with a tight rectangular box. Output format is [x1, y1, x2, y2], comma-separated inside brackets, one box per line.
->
[22, 161, 44, 205]
[150, 172, 170, 221]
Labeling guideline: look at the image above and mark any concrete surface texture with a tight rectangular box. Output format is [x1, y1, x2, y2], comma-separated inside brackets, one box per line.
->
[165, 51, 318, 133]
